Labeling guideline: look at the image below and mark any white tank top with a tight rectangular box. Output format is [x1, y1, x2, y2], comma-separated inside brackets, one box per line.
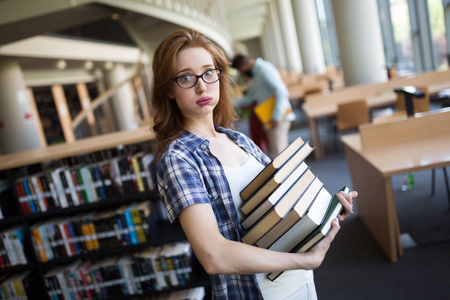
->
[223, 154, 313, 300]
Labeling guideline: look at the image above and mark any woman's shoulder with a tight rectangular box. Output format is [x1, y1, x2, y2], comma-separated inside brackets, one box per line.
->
[159, 131, 205, 163]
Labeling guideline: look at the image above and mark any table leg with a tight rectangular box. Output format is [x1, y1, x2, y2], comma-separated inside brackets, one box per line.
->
[343, 144, 402, 262]
[308, 117, 324, 160]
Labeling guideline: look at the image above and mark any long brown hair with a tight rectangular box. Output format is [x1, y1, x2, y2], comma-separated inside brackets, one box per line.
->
[151, 29, 236, 159]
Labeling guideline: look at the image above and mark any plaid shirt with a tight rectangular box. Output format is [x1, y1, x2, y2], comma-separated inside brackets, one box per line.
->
[157, 126, 271, 299]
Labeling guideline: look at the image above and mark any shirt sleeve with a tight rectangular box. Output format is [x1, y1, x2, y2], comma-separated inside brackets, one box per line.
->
[157, 153, 210, 223]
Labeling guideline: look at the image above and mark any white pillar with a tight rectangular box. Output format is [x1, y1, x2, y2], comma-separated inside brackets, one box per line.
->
[104, 64, 139, 131]
[265, 1, 288, 70]
[0, 58, 43, 154]
[292, 0, 326, 74]
[276, 0, 303, 72]
[331, 0, 387, 86]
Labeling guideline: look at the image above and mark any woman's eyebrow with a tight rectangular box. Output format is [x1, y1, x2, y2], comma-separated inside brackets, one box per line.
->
[176, 64, 215, 75]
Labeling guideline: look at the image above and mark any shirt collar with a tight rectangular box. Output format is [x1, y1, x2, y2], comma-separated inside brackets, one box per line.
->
[177, 126, 241, 149]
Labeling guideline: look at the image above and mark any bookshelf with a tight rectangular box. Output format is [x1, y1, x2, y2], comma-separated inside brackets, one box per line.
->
[0, 127, 209, 300]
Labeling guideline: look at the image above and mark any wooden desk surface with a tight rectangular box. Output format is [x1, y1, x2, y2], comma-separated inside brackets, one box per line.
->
[302, 91, 397, 118]
[0, 126, 155, 171]
[341, 133, 450, 177]
[341, 109, 450, 262]
[342, 108, 450, 176]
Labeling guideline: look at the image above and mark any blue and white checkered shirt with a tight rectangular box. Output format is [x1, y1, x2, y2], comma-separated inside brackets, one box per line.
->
[157, 126, 271, 299]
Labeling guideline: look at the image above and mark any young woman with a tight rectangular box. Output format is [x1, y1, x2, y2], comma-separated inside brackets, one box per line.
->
[152, 29, 357, 300]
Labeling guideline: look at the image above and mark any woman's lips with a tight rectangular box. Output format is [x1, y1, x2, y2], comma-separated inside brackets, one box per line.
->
[196, 96, 212, 106]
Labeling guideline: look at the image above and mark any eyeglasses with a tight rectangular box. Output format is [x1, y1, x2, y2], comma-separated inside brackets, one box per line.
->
[173, 69, 222, 89]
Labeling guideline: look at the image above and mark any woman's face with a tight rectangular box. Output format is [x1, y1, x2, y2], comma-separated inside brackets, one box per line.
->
[171, 47, 220, 120]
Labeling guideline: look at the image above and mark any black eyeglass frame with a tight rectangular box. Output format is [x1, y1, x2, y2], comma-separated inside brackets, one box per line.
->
[173, 68, 222, 89]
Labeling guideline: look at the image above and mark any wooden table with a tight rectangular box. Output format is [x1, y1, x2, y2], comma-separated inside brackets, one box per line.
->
[303, 91, 397, 160]
[303, 74, 450, 160]
[341, 108, 450, 262]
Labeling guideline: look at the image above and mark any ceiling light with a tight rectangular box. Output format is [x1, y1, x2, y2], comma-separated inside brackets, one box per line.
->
[56, 59, 67, 69]
[104, 61, 114, 70]
[84, 61, 94, 70]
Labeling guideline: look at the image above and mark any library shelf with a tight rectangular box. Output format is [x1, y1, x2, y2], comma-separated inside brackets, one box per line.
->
[0, 127, 210, 300]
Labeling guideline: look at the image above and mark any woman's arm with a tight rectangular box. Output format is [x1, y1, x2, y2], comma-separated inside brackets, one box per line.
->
[179, 201, 341, 275]
[160, 149, 358, 275]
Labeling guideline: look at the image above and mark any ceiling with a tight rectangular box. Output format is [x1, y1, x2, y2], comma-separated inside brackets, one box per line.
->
[0, 0, 274, 70]
[53, 0, 273, 48]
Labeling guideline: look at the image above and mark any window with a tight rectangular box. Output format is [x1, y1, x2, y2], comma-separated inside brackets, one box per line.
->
[428, 0, 448, 69]
[315, 0, 340, 67]
[390, 0, 415, 75]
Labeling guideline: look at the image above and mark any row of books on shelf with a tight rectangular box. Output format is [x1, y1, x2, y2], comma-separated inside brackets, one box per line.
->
[13, 152, 155, 215]
[0, 270, 31, 300]
[30, 201, 152, 263]
[143, 286, 205, 300]
[0, 226, 27, 268]
[238, 136, 348, 281]
[43, 242, 194, 300]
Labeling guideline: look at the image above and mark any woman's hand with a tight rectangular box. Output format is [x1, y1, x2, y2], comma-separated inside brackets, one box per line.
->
[303, 218, 340, 269]
[337, 190, 358, 221]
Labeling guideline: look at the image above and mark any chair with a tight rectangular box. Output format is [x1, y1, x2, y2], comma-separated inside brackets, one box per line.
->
[396, 85, 430, 114]
[333, 99, 370, 152]
[336, 99, 370, 131]
[372, 86, 430, 124]
[431, 167, 450, 205]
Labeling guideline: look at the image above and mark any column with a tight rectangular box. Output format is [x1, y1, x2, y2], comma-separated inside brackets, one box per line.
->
[104, 63, 139, 131]
[276, 0, 303, 72]
[331, 0, 387, 86]
[0, 58, 44, 154]
[264, 1, 288, 70]
[291, 0, 326, 74]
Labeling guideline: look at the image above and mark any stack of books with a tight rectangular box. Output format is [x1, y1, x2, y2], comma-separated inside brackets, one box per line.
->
[240, 136, 348, 280]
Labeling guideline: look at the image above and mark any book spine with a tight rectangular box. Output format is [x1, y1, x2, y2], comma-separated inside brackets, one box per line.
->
[2, 232, 18, 266]
[119, 158, 134, 193]
[80, 167, 95, 203]
[131, 209, 146, 244]
[131, 157, 145, 192]
[57, 223, 72, 257]
[90, 166, 105, 201]
[59, 170, 74, 207]
[70, 221, 85, 254]
[110, 159, 124, 194]
[46, 175, 62, 209]
[51, 170, 68, 208]
[64, 169, 80, 206]
[31, 228, 48, 262]
[22, 179, 37, 214]
[115, 213, 130, 246]
[62, 223, 77, 256]
[80, 221, 94, 251]
[14, 181, 30, 215]
[70, 169, 84, 205]
[39, 225, 54, 261]
[31, 176, 49, 212]
[40, 174, 57, 210]
[123, 208, 138, 245]
[12, 227, 27, 265]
